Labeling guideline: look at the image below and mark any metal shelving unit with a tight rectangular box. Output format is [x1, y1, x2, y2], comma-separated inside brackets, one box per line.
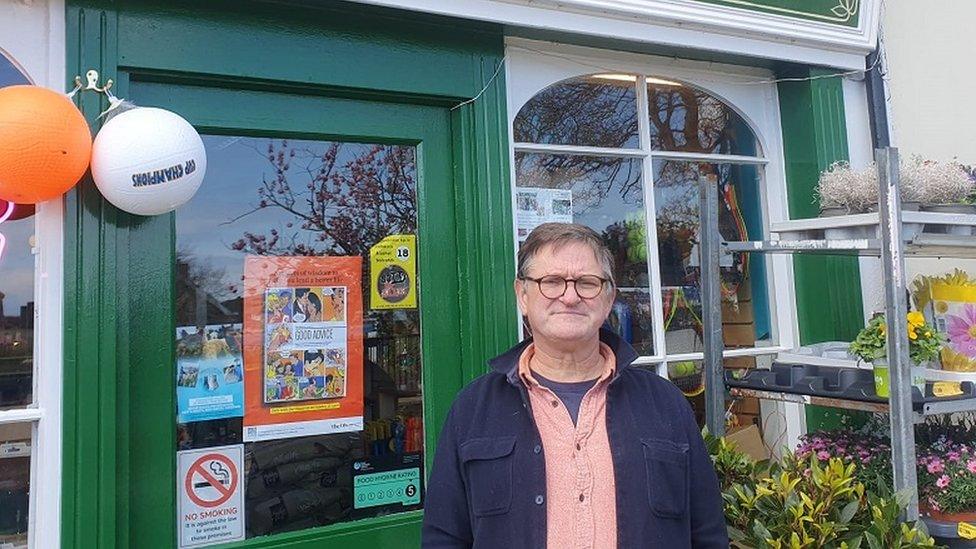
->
[701, 147, 976, 521]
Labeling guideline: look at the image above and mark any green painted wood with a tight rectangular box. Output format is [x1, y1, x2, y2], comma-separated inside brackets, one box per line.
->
[777, 68, 866, 430]
[63, 7, 122, 549]
[691, 0, 860, 27]
[452, 55, 519, 384]
[64, 2, 514, 548]
[115, 0, 501, 102]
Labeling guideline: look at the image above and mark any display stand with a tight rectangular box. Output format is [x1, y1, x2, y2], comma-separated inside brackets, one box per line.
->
[703, 147, 976, 521]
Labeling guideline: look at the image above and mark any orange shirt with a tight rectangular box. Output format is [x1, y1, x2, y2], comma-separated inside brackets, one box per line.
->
[519, 343, 618, 549]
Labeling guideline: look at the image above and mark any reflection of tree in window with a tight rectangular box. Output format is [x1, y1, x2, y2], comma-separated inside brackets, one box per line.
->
[647, 83, 750, 154]
[514, 153, 642, 214]
[514, 77, 638, 148]
[230, 140, 417, 257]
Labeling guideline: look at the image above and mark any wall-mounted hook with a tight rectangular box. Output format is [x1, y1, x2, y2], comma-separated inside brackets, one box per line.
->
[72, 69, 114, 94]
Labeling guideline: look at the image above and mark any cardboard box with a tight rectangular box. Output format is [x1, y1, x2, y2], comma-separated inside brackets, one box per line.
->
[725, 423, 769, 462]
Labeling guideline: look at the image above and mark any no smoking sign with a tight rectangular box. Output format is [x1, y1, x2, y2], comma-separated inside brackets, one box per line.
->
[177, 445, 245, 548]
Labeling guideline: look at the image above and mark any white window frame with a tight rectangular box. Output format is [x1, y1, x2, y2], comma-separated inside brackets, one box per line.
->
[0, 200, 63, 549]
[0, 38, 64, 549]
[505, 38, 801, 375]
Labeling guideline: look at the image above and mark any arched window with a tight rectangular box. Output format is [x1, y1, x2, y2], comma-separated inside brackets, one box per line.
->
[513, 74, 772, 369]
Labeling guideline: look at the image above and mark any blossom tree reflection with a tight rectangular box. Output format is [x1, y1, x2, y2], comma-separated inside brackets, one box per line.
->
[230, 140, 417, 257]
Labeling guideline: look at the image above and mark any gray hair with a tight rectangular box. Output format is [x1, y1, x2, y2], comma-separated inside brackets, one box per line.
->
[517, 222, 616, 286]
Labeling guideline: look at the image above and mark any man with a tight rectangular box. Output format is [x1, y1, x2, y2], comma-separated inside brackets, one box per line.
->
[422, 223, 727, 548]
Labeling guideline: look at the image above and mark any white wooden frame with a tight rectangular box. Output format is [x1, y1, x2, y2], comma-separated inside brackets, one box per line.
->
[0, 2, 65, 546]
[350, 0, 881, 70]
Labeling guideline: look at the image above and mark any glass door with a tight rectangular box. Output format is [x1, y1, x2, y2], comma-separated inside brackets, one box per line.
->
[130, 81, 462, 548]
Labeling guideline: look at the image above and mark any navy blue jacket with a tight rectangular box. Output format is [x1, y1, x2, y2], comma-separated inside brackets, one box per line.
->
[422, 329, 729, 548]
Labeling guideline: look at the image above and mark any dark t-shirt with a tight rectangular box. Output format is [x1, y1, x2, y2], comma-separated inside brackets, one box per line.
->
[534, 373, 599, 426]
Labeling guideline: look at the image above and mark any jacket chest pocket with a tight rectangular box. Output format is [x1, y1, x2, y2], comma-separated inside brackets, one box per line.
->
[459, 436, 517, 517]
[642, 438, 689, 518]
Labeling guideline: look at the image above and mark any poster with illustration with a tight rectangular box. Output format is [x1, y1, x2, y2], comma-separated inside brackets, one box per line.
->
[175, 324, 245, 423]
[515, 187, 573, 242]
[243, 256, 363, 442]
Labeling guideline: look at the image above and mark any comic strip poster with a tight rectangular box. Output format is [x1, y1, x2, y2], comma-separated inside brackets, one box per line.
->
[242, 256, 364, 442]
[515, 187, 573, 242]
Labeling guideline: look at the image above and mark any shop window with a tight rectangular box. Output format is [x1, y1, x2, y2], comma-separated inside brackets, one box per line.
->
[0, 51, 34, 549]
[175, 137, 424, 545]
[513, 74, 772, 364]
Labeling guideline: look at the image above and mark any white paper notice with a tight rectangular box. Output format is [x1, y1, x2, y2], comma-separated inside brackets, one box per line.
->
[515, 187, 573, 242]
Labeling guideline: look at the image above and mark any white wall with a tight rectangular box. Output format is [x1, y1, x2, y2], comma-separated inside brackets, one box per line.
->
[884, 0, 976, 164]
[880, 1, 976, 309]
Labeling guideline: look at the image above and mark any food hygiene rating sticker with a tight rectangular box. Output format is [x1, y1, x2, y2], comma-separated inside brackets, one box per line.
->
[352, 467, 421, 509]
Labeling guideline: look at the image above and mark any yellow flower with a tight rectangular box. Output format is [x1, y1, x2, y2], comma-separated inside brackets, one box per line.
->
[907, 311, 925, 328]
[908, 330, 918, 340]
[925, 331, 932, 337]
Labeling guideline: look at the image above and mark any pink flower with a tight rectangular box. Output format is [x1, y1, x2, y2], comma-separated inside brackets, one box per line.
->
[816, 450, 830, 461]
[928, 459, 945, 474]
[968, 460, 976, 474]
[949, 451, 962, 462]
[947, 304, 976, 358]
[937, 475, 951, 489]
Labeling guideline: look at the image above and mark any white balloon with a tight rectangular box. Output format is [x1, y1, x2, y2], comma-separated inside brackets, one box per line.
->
[91, 107, 207, 216]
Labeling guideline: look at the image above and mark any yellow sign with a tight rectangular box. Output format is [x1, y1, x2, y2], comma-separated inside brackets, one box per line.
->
[933, 381, 964, 397]
[959, 521, 976, 539]
[370, 235, 417, 310]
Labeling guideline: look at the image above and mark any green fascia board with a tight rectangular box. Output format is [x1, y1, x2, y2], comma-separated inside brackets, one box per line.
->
[691, 0, 859, 27]
[64, 2, 515, 548]
[114, 0, 502, 101]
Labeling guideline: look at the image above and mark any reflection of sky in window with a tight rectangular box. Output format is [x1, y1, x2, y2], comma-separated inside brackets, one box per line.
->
[176, 136, 397, 296]
[0, 53, 33, 315]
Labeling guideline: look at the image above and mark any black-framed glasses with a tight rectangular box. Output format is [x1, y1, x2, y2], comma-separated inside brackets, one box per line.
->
[520, 275, 610, 300]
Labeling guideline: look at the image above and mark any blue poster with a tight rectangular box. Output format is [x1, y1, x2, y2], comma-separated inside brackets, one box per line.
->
[176, 324, 245, 423]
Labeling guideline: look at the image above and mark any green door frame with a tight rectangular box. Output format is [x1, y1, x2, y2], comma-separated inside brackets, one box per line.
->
[63, 2, 516, 548]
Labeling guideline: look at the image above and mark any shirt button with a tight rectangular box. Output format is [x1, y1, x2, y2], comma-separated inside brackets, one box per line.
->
[550, 400, 558, 407]
[535, 495, 544, 505]
[534, 444, 541, 454]
[579, 493, 585, 502]
[576, 442, 581, 451]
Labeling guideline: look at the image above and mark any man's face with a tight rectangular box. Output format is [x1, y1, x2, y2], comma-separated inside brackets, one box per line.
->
[515, 242, 614, 346]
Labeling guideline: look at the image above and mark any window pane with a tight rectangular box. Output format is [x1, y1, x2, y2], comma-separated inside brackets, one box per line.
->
[0, 207, 34, 411]
[0, 55, 34, 412]
[514, 152, 654, 355]
[0, 423, 31, 548]
[647, 80, 759, 156]
[176, 137, 424, 544]
[653, 160, 771, 354]
[514, 75, 640, 149]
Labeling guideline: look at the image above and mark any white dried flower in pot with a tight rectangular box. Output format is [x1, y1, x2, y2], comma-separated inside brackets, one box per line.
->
[815, 161, 877, 214]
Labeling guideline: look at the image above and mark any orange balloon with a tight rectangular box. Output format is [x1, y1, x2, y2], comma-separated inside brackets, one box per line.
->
[0, 85, 92, 204]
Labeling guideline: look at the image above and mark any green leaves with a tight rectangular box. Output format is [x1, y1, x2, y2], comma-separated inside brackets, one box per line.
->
[711, 436, 940, 549]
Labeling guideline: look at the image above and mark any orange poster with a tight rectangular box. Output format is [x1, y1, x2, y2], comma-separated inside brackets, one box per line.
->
[242, 255, 364, 442]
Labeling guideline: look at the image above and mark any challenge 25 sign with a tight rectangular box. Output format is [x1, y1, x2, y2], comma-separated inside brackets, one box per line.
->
[369, 235, 417, 310]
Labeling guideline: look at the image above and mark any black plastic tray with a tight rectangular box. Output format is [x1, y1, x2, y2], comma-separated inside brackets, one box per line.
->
[725, 362, 976, 407]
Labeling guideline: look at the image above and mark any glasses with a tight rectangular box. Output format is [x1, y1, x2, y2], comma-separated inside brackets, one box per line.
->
[520, 275, 610, 299]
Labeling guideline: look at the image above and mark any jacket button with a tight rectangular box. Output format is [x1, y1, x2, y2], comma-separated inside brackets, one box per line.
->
[535, 495, 544, 505]
[534, 444, 541, 454]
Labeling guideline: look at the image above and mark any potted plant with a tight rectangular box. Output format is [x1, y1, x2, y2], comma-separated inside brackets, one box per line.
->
[850, 312, 943, 397]
[904, 156, 976, 216]
[710, 430, 938, 548]
[816, 161, 877, 216]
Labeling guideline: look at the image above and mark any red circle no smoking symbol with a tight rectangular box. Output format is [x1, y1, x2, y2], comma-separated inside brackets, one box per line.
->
[184, 453, 238, 508]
